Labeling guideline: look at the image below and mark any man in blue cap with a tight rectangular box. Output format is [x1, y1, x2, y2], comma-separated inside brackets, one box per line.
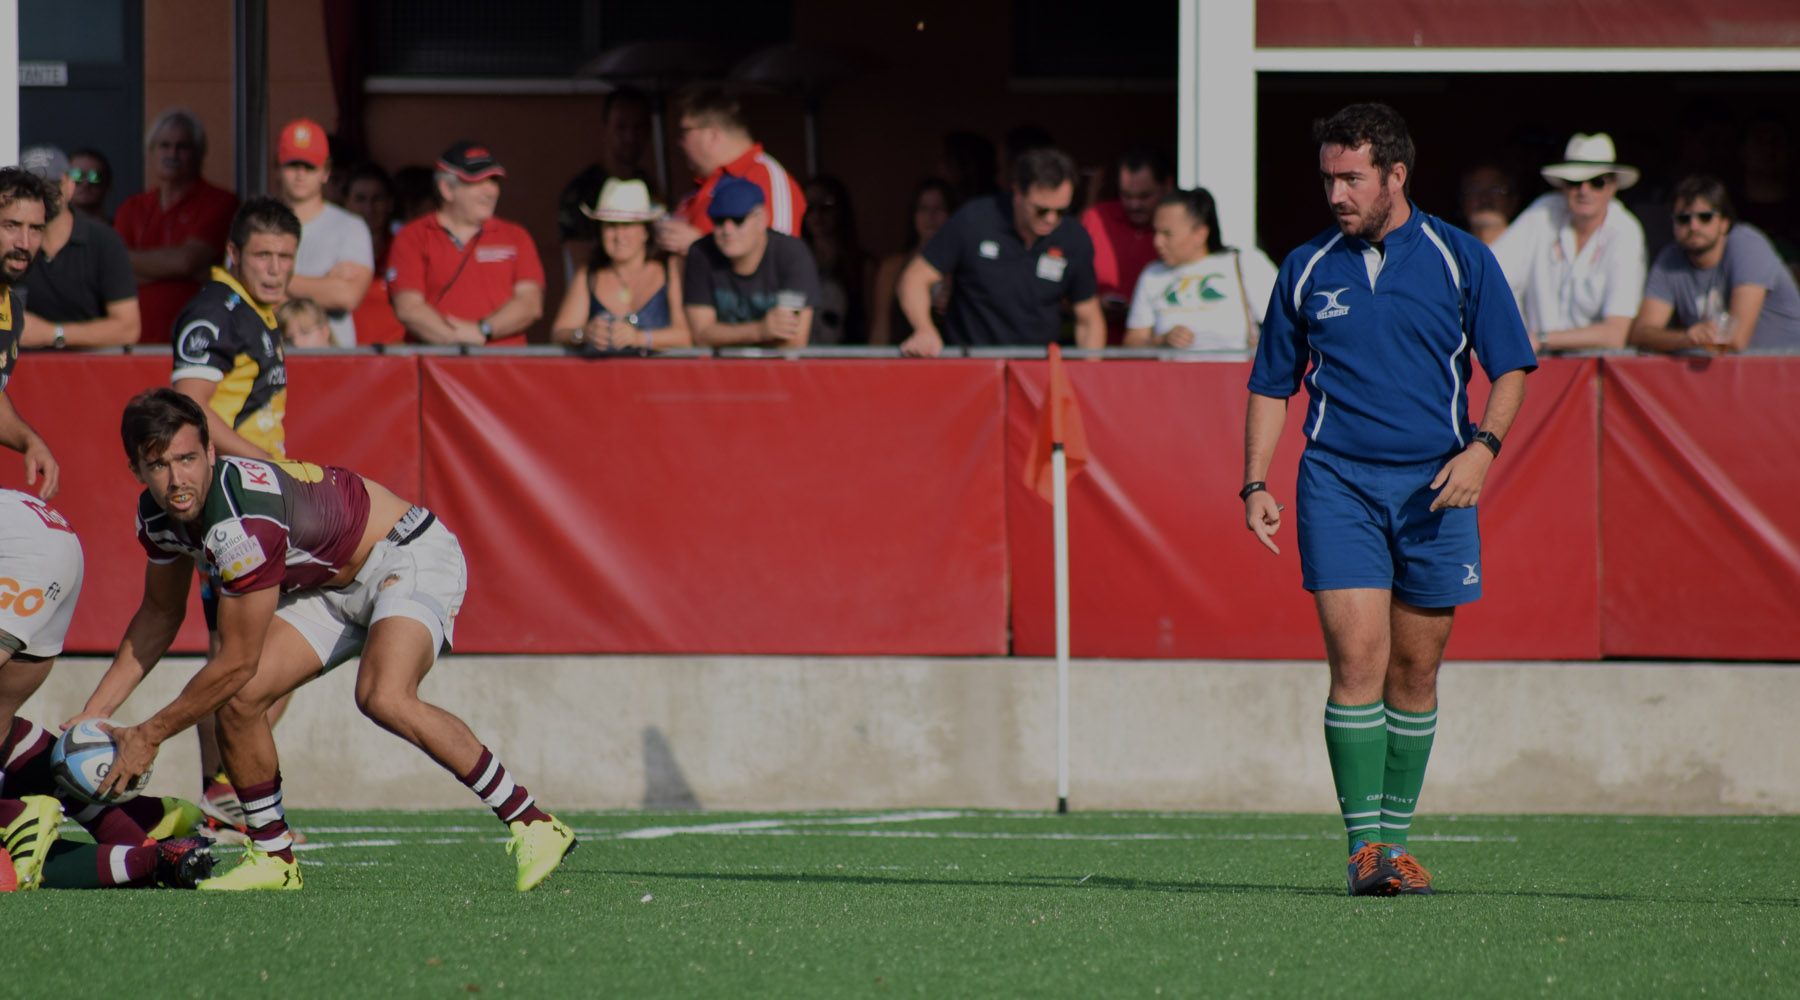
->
[682, 176, 820, 347]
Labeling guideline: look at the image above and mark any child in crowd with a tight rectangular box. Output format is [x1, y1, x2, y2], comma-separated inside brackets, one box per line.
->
[277, 297, 335, 348]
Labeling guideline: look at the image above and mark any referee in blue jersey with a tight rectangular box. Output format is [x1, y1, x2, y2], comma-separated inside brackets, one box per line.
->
[1243, 104, 1535, 897]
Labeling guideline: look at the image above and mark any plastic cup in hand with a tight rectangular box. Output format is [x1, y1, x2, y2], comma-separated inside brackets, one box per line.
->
[1709, 312, 1734, 354]
[775, 289, 807, 313]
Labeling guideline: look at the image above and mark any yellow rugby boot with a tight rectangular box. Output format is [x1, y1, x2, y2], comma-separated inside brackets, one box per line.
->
[0, 795, 63, 890]
[145, 796, 208, 841]
[506, 815, 577, 891]
[198, 847, 303, 891]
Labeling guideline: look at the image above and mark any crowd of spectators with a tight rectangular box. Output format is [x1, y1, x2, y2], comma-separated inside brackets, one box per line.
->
[11, 93, 1800, 358]
[1486, 131, 1800, 354]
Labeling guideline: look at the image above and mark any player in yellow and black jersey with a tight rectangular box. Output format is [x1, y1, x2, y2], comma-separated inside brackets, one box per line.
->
[168, 197, 302, 835]
[171, 196, 297, 462]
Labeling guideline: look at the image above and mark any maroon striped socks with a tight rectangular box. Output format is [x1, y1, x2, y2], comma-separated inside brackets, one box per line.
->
[461, 747, 551, 826]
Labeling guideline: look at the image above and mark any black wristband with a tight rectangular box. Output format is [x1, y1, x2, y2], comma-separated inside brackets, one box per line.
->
[1239, 481, 1268, 501]
[1472, 430, 1502, 457]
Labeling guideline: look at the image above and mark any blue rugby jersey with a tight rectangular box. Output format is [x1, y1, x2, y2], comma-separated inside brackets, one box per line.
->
[1249, 204, 1536, 464]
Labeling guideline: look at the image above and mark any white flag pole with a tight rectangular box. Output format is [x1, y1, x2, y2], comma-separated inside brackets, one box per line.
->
[1052, 443, 1071, 814]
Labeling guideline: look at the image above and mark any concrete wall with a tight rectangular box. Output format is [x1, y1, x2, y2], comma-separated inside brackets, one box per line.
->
[20, 657, 1797, 815]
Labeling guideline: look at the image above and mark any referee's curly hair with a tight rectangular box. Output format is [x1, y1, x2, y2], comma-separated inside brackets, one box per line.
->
[0, 166, 58, 219]
[1314, 103, 1416, 195]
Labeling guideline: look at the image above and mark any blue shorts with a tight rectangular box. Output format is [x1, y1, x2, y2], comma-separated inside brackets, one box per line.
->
[1295, 446, 1483, 608]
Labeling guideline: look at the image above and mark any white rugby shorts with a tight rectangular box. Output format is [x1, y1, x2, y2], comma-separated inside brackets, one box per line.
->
[274, 512, 467, 673]
[0, 489, 85, 659]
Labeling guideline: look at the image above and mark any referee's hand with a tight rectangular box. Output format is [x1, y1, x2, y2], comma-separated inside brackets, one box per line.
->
[1428, 446, 1493, 511]
[1245, 491, 1283, 555]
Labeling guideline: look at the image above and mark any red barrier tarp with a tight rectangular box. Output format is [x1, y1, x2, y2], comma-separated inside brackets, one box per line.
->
[0, 354, 422, 653]
[1444, 358, 1602, 660]
[1600, 356, 1800, 659]
[420, 358, 1009, 655]
[1007, 358, 1602, 660]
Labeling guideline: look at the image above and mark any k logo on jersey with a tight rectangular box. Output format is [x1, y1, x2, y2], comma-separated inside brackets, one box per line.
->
[1311, 288, 1351, 320]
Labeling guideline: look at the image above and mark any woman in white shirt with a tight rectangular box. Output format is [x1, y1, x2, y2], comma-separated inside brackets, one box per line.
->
[1122, 187, 1278, 351]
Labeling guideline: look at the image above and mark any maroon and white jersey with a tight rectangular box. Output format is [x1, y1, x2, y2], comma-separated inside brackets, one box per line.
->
[135, 456, 371, 596]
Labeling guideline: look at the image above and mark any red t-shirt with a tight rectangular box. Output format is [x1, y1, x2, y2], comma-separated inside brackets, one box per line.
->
[351, 274, 407, 345]
[385, 215, 545, 346]
[1081, 200, 1159, 345]
[676, 144, 807, 238]
[114, 178, 240, 343]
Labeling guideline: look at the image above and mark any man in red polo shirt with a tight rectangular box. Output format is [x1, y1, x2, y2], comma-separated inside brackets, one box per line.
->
[115, 109, 240, 343]
[655, 85, 806, 257]
[386, 142, 544, 346]
[1080, 145, 1173, 344]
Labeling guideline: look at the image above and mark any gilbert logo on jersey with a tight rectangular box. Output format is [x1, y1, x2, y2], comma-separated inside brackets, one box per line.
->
[1311, 288, 1352, 320]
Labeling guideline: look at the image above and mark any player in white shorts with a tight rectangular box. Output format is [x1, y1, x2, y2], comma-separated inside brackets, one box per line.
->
[0, 490, 81, 725]
[72, 388, 575, 892]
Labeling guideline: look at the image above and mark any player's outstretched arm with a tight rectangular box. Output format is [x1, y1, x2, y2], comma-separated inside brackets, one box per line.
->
[98, 585, 277, 799]
[0, 391, 58, 500]
[71, 559, 194, 726]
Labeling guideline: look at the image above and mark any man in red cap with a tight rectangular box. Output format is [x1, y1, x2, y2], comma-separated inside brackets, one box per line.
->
[115, 108, 239, 343]
[386, 142, 544, 345]
[274, 118, 374, 346]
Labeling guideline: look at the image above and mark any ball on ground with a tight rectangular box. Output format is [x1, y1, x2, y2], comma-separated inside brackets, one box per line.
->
[50, 719, 150, 805]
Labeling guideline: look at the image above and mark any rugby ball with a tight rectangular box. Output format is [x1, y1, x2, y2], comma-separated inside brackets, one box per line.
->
[50, 719, 151, 805]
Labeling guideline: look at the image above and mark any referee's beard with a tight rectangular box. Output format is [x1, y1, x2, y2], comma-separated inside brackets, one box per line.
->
[1338, 186, 1396, 243]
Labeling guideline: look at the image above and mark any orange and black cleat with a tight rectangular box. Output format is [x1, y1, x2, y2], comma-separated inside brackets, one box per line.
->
[1346, 840, 1402, 896]
[1385, 845, 1435, 895]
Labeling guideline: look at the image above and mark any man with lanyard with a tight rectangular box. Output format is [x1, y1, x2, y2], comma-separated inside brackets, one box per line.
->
[386, 141, 545, 346]
[169, 196, 297, 834]
[71, 389, 577, 891]
[1242, 104, 1535, 896]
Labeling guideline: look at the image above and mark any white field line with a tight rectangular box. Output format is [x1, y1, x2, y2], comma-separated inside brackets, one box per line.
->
[701, 830, 1517, 843]
[615, 809, 964, 840]
[272, 816, 1518, 852]
[291, 837, 475, 851]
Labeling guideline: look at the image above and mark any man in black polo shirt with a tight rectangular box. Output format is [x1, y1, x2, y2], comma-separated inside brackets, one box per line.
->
[15, 146, 140, 348]
[898, 146, 1103, 355]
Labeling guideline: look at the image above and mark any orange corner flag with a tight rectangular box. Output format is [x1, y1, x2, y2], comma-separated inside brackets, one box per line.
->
[1023, 344, 1090, 503]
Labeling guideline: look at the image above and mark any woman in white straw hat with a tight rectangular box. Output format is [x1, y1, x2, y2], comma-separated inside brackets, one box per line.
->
[1490, 132, 1646, 353]
[550, 178, 689, 351]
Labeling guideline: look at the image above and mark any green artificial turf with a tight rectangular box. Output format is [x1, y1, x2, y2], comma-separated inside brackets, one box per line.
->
[3, 810, 1794, 998]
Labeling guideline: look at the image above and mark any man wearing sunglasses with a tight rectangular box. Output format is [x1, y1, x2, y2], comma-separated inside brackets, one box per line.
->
[66, 150, 112, 225]
[1491, 133, 1646, 354]
[1629, 175, 1800, 353]
[13, 146, 140, 348]
[682, 176, 818, 347]
[897, 146, 1103, 356]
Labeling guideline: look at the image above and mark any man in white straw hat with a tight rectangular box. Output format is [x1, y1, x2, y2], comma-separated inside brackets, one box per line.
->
[1491, 132, 1646, 352]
